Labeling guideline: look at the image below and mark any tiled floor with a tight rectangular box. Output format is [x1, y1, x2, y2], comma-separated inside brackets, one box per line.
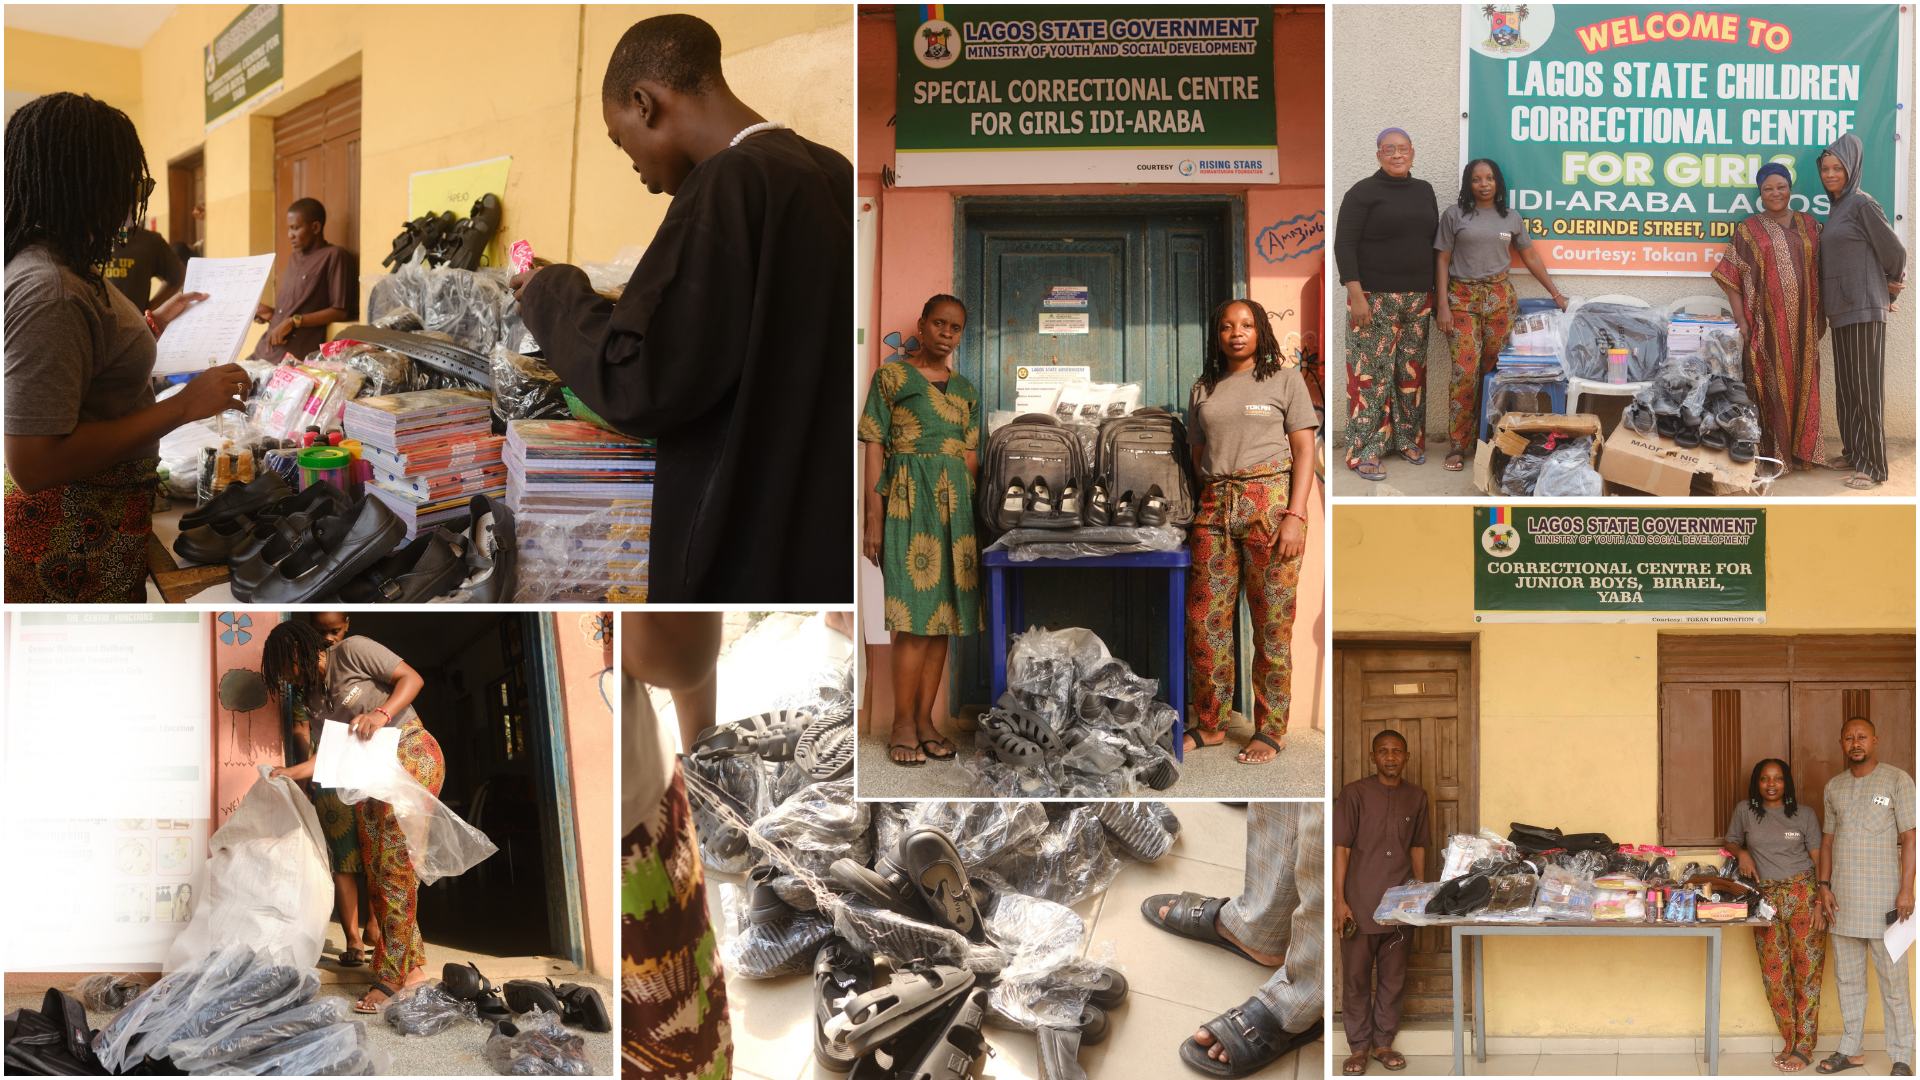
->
[714, 800, 1326, 1080]
[1384, 1049, 1902, 1076]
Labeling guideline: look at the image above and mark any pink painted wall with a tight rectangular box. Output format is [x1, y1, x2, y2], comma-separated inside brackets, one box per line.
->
[858, 7, 1328, 731]
[552, 612, 617, 977]
[211, 611, 286, 826]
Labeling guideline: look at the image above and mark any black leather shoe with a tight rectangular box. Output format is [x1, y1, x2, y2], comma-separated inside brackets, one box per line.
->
[1138, 484, 1169, 527]
[229, 511, 323, 602]
[225, 481, 349, 568]
[178, 471, 288, 530]
[249, 497, 407, 603]
[337, 526, 468, 603]
[449, 494, 516, 602]
[1112, 490, 1138, 528]
[173, 512, 258, 566]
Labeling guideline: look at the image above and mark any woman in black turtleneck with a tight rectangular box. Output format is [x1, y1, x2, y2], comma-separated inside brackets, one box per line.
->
[1334, 128, 1440, 482]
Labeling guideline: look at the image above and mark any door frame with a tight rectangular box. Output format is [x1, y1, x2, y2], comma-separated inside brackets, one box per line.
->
[166, 147, 205, 246]
[522, 616, 587, 969]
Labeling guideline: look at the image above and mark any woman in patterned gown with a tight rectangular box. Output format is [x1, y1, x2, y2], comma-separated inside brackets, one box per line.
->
[859, 295, 981, 767]
[1712, 163, 1823, 470]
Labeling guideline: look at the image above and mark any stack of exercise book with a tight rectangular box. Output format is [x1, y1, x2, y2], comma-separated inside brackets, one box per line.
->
[504, 419, 655, 602]
[341, 388, 505, 540]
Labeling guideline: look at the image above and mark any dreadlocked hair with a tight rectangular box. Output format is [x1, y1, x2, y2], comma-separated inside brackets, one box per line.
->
[5, 93, 152, 293]
[1199, 298, 1282, 392]
[261, 620, 329, 704]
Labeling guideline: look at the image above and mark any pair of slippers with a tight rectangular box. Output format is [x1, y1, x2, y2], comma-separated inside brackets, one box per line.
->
[1140, 892, 1322, 1077]
[979, 693, 1061, 767]
[830, 827, 985, 942]
[1184, 729, 1283, 764]
[437, 962, 611, 1032]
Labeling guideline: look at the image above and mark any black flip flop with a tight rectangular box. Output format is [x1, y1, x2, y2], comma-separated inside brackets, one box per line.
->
[1182, 730, 1224, 753]
[337, 948, 366, 968]
[1776, 1050, 1812, 1073]
[353, 982, 395, 1015]
[1238, 732, 1282, 764]
[888, 743, 927, 768]
[920, 739, 957, 762]
[1140, 892, 1267, 965]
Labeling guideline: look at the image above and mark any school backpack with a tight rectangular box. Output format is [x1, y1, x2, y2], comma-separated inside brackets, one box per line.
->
[975, 413, 1089, 541]
[1095, 408, 1197, 528]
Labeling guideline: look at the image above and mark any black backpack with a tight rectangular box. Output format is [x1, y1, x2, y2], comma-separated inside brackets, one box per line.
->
[1425, 872, 1493, 916]
[975, 413, 1089, 541]
[1094, 408, 1197, 527]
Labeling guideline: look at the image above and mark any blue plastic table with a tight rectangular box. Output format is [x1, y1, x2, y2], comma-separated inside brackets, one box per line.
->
[1478, 373, 1568, 442]
[981, 546, 1190, 761]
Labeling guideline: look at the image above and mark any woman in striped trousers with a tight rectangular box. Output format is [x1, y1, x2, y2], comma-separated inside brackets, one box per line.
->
[1815, 134, 1907, 489]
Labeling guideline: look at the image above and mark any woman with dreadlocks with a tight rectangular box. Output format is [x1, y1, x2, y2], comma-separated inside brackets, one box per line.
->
[1183, 298, 1318, 764]
[262, 619, 437, 1015]
[4, 92, 251, 602]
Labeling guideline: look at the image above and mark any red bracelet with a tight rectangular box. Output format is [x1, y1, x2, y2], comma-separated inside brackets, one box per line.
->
[143, 310, 160, 337]
[374, 707, 392, 721]
[1281, 509, 1308, 524]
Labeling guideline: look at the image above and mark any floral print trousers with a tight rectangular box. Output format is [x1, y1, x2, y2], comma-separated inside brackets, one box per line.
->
[1754, 871, 1825, 1063]
[1444, 277, 1518, 453]
[1186, 467, 1302, 738]
[356, 719, 443, 988]
[1344, 291, 1430, 467]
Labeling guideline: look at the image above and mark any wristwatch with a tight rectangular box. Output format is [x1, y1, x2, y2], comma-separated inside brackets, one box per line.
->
[291, 313, 303, 329]
[1817, 880, 1831, 889]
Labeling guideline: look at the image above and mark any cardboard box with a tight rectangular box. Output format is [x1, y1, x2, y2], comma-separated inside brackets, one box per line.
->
[1599, 425, 1759, 496]
[1473, 412, 1604, 495]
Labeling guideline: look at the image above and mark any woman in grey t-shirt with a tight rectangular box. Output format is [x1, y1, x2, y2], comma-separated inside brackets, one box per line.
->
[1433, 159, 1568, 472]
[4, 93, 251, 601]
[1182, 298, 1319, 765]
[1724, 758, 1827, 1071]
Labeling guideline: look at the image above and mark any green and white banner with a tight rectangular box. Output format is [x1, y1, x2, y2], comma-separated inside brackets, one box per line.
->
[205, 3, 283, 130]
[893, 5, 1276, 186]
[1473, 507, 1766, 622]
[1460, 4, 1909, 275]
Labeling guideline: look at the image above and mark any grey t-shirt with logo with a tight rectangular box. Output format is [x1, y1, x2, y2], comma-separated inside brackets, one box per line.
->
[1186, 365, 1319, 479]
[1725, 803, 1821, 882]
[312, 635, 417, 729]
[1435, 205, 1534, 281]
[4, 243, 159, 455]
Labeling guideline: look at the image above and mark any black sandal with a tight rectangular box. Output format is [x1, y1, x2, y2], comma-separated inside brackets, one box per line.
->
[1182, 729, 1224, 753]
[353, 983, 395, 1014]
[889, 743, 927, 768]
[1817, 1053, 1865, 1074]
[1140, 892, 1267, 965]
[920, 739, 957, 762]
[1238, 732, 1282, 764]
[337, 947, 366, 968]
[1178, 1000, 1320, 1077]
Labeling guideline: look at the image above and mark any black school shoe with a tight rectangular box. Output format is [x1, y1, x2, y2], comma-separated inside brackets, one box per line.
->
[173, 512, 259, 566]
[443, 961, 512, 1022]
[179, 472, 288, 530]
[502, 977, 563, 1017]
[248, 497, 406, 603]
[554, 983, 610, 1032]
[337, 525, 468, 603]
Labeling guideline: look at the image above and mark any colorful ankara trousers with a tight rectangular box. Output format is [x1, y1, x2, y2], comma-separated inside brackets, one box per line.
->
[1754, 872, 1825, 1062]
[623, 764, 730, 1080]
[1344, 291, 1430, 467]
[1186, 466, 1302, 739]
[3, 456, 157, 603]
[1444, 277, 1518, 453]
[355, 718, 444, 988]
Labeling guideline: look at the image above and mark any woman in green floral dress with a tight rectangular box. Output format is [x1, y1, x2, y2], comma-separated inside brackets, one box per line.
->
[860, 295, 981, 766]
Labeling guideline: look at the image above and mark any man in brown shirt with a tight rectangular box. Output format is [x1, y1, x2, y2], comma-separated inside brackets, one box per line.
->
[253, 197, 356, 361]
[1333, 729, 1429, 1075]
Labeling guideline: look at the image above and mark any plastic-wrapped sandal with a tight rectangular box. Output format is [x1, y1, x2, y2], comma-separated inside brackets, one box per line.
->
[902, 828, 983, 939]
[993, 692, 1062, 751]
[813, 941, 869, 1073]
[829, 859, 925, 919]
[823, 964, 975, 1057]
[1095, 802, 1176, 862]
[795, 712, 856, 782]
[692, 710, 812, 761]
[896, 987, 990, 1080]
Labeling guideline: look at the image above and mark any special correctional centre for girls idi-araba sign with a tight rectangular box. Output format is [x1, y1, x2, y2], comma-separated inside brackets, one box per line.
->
[1463, 4, 1906, 275]
[893, 5, 1278, 186]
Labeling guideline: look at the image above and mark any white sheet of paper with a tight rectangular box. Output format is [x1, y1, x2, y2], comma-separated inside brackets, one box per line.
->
[1886, 909, 1918, 964]
[311, 719, 401, 789]
[150, 254, 276, 376]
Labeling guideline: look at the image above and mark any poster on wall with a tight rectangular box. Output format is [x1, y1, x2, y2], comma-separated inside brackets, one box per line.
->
[4, 613, 212, 968]
[1461, 4, 1909, 275]
[893, 5, 1277, 186]
[205, 3, 284, 130]
[1472, 507, 1766, 622]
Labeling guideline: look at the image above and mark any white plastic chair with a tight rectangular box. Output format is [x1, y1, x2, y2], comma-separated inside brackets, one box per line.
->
[1565, 293, 1658, 415]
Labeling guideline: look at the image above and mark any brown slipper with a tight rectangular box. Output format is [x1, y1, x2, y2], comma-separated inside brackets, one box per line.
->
[1444, 452, 1466, 472]
[1344, 1050, 1370, 1075]
[1372, 1047, 1407, 1071]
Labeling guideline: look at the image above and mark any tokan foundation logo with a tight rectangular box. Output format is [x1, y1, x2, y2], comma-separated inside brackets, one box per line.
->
[1469, 3, 1555, 59]
[1482, 521, 1520, 556]
[915, 19, 959, 69]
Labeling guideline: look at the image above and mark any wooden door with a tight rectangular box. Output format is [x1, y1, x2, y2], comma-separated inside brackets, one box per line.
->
[1790, 683, 1917, 826]
[167, 153, 207, 253]
[1335, 643, 1476, 1022]
[1659, 684, 1790, 846]
[272, 79, 361, 298]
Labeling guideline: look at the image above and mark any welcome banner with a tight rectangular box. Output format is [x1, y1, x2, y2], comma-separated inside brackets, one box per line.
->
[1461, 4, 1905, 275]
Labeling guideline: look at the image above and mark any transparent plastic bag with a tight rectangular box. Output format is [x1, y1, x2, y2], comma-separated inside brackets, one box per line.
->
[96, 945, 313, 1071]
[165, 768, 331, 972]
[1105, 382, 1142, 417]
[382, 982, 480, 1036]
[489, 342, 572, 422]
[719, 892, 835, 979]
[1373, 882, 1443, 926]
[168, 997, 347, 1071]
[1535, 864, 1597, 920]
[73, 973, 145, 1013]
[983, 806, 1122, 907]
[831, 896, 972, 966]
[368, 250, 429, 326]
[483, 1006, 595, 1076]
[987, 524, 1185, 562]
[255, 366, 317, 441]
[1481, 873, 1540, 915]
[515, 505, 651, 605]
[1499, 447, 1547, 496]
[1533, 439, 1601, 497]
[899, 801, 1050, 869]
[422, 265, 508, 355]
[327, 344, 414, 399]
[312, 721, 499, 885]
[158, 418, 225, 500]
[750, 779, 869, 878]
[1564, 301, 1669, 381]
[964, 753, 1061, 798]
[205, 1017, 386, 1075]
[978, 877, 1085, 982]
[580, 245, 644, 297]
[685, 752, 769, 874]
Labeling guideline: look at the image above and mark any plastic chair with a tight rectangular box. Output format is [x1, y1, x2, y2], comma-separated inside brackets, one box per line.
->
[1479, 372, 1567, 443]
[1565, 293, 1657, 415]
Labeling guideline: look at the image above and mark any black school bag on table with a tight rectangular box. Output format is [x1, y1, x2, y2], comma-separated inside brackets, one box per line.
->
[1095, 408, 1197, 527]
[975, 413, 1089, 542]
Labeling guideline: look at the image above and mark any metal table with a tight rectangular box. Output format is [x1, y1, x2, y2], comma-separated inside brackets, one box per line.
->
[1443, 919, 1769, 1075]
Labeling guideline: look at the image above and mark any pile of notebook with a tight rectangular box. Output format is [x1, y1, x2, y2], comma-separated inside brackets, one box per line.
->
[504, 419, 655, 601]
[341, 389, 505, 540]
[1495, 345, 1564, 379]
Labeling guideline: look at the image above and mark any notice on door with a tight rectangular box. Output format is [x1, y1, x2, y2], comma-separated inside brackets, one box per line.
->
[1043, 286, 1089, 308]
[1038, 313, 1090, 334]
[1014, 364, 1089, 413]
[1472, 507, 1765, 623]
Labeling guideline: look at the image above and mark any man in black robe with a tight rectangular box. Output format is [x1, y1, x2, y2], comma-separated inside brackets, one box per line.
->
[513, 13, 851, 603]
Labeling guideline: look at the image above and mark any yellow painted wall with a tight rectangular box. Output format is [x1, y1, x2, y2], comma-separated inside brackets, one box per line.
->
[1336, 503, 1917, 1039]
[3, 28, 144, 130]
[44, 4, 849, 356]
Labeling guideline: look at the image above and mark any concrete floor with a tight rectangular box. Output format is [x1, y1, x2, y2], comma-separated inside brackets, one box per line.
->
[854, 719, 1326, 800]
[6, 924, 614, 1076]
[1328, 434, 1918, 498]
[718, 801, 1326, 1080]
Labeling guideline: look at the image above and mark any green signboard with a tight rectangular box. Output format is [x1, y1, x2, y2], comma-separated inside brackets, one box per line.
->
[1462, 4, 1905, 275]
[893, 5, 1276, 186]
[1473, 507, 1765, 622]
[205, 3, 284, 129]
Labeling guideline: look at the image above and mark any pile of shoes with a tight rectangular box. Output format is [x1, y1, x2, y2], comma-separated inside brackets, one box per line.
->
[439, 962, 608, 1075]
[1002, 476, 1171, 530]
[1623, 355, 1763, 462]
[381, 194, 503, 272]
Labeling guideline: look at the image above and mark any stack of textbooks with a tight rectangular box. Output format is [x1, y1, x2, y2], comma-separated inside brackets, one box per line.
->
[342, 389, 505, 540]
[1495, 345, 1564, 379]
[504, 419, 655, 601]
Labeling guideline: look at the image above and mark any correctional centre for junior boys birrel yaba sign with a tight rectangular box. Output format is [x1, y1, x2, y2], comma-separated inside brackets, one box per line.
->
[1462, 4, 1906, 275]
[893, 5, 1277, 186]
[1473, 507, 1766, 623]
